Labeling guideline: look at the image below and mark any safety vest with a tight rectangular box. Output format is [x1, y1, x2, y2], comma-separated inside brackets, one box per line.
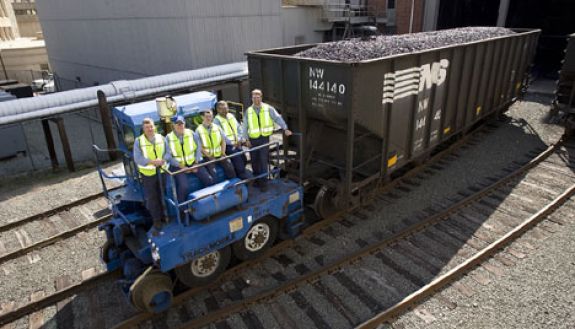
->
[137, 134, 168, 176]
[246, 103, 274, 139]
[216, 113, 239, 144]
[166, 129, 196, 167]
[196, 124, 223, 158]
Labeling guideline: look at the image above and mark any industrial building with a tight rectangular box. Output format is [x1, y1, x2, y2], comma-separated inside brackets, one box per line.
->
[35, 0, 575, 91]
[0, 0, 48, 84]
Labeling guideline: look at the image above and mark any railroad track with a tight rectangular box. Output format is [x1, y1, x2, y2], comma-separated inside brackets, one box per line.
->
[0, 191, 114, 265]
[0, 189, 119, 327]
[108, 139, 573, 328]
[0, 120, 562, 329]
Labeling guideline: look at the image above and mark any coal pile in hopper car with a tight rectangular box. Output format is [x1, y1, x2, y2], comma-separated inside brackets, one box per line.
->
[295, 27, 515, 62]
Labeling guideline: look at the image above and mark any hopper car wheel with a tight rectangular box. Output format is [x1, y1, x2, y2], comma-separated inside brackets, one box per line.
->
[175, 246, 231, 288]
[232, 216, 278, 261]
[313, 179, 341, 219]
[129, 270, 173, 313]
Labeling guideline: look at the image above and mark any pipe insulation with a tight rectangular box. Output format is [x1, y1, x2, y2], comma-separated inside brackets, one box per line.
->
[0, 62, 248, 125]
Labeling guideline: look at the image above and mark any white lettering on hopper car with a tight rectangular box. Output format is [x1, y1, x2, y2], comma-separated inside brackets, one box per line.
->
[382, 59, 450, 104]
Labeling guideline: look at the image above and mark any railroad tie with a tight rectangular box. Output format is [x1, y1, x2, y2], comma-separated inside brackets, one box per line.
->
[28, 291, 45, 329]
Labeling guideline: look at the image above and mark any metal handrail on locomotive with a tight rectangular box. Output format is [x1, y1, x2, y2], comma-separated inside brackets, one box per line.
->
[94, 91, 304, 313]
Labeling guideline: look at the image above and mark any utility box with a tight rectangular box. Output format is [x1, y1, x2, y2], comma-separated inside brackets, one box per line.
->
[0, 83, 34, 98]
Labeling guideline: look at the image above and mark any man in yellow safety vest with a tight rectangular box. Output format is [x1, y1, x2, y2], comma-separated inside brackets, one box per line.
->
[196, 109, 237, 180]
[241, 89, 292, 191]
[214, 101, 250, 180]
[166, 115, 214, 202]
[132, 118, 169, 230]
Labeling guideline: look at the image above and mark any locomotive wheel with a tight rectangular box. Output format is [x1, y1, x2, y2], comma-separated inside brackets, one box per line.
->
[101, 240, 112, 263]
[313, 179, 341, 219]
[129, 270, 173, 313]
[232, 216, 278, 261]
[175, 246, 231, 288]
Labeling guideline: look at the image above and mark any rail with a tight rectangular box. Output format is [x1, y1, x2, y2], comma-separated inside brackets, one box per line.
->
[111, 131, 567, 329]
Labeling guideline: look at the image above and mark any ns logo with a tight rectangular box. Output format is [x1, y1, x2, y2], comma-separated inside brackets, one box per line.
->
[382, 59, 450, 104]
[419, 59, 449, 91]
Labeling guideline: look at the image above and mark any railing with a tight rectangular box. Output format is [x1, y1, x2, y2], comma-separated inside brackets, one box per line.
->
[320, 0, 386, 22]
[165, 141, 282, 225]
[93, 139, 287, 227]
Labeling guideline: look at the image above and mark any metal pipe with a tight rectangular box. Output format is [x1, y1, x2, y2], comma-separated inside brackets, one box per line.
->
[0, 62, 248, 126]
[409, 0, 415, 33]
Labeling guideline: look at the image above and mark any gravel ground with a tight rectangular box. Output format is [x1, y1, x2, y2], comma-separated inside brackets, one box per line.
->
[0, 228, 107, 307]
[0, 162, 122, 226]
[392, 199, 575, 329]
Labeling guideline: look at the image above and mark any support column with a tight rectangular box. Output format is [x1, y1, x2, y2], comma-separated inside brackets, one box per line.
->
[54, 118, 75, 172]
[497, 0, 511, 27]
[97, 90, 118, 160]
[422, 0, 439, 31]
[41, 119, 59, 170]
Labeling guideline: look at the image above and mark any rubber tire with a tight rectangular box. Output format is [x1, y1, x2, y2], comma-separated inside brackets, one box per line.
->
[130, 271, 173, 313]
[232, 216, 278, 261]
[175, 245, 231, 288]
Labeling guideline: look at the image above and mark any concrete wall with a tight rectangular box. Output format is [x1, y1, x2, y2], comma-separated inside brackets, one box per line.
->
[36, 0, 282, 90]
[281, 6, 327, 46]
[0, 41, 48, 83]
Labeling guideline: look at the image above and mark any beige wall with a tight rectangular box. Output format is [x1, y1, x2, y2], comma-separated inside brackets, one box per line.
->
[15, 14, 40, 37]
[0, 0, 18, 40]
[0, 45, 49, 83]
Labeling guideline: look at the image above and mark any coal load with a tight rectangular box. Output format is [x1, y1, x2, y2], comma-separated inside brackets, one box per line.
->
[295, 27, 515, 62]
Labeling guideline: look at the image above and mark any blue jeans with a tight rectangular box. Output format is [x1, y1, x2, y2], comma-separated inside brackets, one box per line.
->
[141, 173, 165, 222]
[226, 145, 250, 179]
[203, 158, 236, 181]
[172, 165, 213, 202]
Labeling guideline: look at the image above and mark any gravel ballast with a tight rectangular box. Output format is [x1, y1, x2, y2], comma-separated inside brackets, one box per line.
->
[0, 82, 569, 328]
[393, 199, 575, 329]
[295, 27, 515, 62]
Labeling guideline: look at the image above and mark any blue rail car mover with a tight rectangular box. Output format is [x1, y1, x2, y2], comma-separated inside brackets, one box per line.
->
[94, 91, 304, 312]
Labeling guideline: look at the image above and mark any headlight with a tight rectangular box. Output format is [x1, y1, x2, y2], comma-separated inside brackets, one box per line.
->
[151, 246, 161, 263]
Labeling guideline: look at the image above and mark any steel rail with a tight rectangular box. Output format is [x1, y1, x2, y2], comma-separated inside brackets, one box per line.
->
[357, 181, 575, 328]
[0, 186, 119, 234]
[0, 214, 112, 265]
[0, 270, 120, 326]
[0, 120, 512, 327]
[113, 132, 560, 329]
[110, 122, 498, 329]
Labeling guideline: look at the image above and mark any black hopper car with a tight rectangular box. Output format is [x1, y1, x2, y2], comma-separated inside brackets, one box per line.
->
[247, 27, 540, 218]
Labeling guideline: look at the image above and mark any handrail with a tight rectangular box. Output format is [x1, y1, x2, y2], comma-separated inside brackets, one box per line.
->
[93, 130, 295, 226]
[166, 140, 282, 225]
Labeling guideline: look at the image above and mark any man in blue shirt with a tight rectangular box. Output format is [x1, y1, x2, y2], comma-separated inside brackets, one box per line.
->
[214, 101, 249, 180]
[166, 115, 214, 203]
[196, 110, 237, 180]
[133, 118, 170, 230]
[242, 89, 292, 191]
